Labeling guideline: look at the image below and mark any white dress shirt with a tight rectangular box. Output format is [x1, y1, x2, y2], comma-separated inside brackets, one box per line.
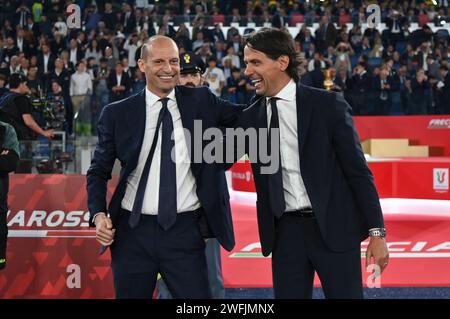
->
[43, 53, 50, 73]
[116, 73, 122, 86]
[121, 87, 201, 215]
[70, 71, 92, 96]
[70, 48, 78, 66]
[266, 79, 312, 211]
[17, 38, 23, 52]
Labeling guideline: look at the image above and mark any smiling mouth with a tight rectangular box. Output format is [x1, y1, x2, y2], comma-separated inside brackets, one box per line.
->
[252, 78, 263, 89]
[158, 75, 176, 80]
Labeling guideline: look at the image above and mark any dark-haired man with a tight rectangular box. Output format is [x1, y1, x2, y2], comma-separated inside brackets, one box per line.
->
[237, 28, 389, 299]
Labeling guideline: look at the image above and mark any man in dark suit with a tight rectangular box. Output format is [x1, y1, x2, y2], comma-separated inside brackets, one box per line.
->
[120, 3, 136, 35]
[315, 15, 337, 54]
[107, 62, 132, 102]
[236, 28, 389, 299]
[15, 28, 31, 58]
[37, 43, 56, 82]
[86, 36, 239, 299]
[349, 62, 372, 115]
[385, 10, 407, 47]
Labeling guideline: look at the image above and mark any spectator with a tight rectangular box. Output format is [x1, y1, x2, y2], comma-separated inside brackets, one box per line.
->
[409, 68, 430, 114]
[223, 45, 240, 69]
[26, 66, 43, 97]
[437, 65, 450, 114]
[69, 39, 82, 67]
[315, 15, 337, 53]
[107, 62, 131, 103]
[374, 67, 394, 115]
[397, 65, 411, 114]
[70, 61, 92, 136]
[204, 56, 225, 97]
[350, 62, 372, 115]
[226, 67, 246, 104]
[85, 39, 102, 65]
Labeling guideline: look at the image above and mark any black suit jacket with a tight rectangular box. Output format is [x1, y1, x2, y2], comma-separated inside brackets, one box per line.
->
[236, 83, 384, 256]
[37, 53, 56, 75]
[16, 38, 31, 58]
[86, 86, 240, 251]
[107, 71, 132, 102]
[121, 12, 136, 34]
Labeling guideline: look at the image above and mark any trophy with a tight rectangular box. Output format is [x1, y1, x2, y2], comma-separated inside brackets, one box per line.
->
[323, 68, 335, 91]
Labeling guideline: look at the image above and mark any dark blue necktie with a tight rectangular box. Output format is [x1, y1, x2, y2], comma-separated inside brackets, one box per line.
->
[157, 98, 177, 230]
[129, 98, 177, 229]
[267, 98, 286, 218]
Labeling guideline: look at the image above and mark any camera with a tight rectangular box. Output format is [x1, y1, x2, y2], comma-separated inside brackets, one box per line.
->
[31, 96, 66, 130]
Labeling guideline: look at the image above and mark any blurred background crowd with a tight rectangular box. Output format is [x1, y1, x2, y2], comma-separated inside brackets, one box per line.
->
[0, 0, 449, 138]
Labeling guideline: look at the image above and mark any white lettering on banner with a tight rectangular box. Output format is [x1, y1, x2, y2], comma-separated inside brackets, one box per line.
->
[7, 210, 90, 229]
[232, 172, 246, 180]
[66, 264, 81, 289]
[27, 210, 47, 227]
[427, 242, 450, 251]
[428, 119, 450, 129]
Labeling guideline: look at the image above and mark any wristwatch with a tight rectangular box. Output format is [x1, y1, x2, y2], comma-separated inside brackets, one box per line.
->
[369, 228, 386, 238]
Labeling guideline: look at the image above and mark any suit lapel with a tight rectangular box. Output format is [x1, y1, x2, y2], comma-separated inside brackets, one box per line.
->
[122, 89, 146, 178]
[296, 83, 312, 157]
[175, 86, 196, 138]
[175, 86, 202, 175]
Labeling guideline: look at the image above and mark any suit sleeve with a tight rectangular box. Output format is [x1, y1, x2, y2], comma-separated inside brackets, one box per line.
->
[331, 93, 384, 229]
[209, 88, 244, 128]
[86, 105, 117, 226]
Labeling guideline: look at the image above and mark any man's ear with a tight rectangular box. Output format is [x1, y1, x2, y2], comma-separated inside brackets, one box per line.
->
[137, 58, 146, 73]
[278, 55, 289, 72]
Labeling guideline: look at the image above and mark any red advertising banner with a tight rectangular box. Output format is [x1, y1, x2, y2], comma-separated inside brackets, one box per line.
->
[354, 115, 450, 156]
[0, 175, 116, 298]
[231, 158, 450, 200]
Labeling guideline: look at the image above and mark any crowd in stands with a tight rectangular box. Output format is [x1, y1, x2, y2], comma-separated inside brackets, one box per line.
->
[0, 0, 450, 137]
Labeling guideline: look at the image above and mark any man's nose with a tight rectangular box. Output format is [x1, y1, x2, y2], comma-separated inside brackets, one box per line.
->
[162, 62, 172, 73]
[244, 65, 252, 77]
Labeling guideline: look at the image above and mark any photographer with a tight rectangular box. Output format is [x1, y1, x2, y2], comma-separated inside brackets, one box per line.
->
[0, 120, 19, 270]
[0, 73, 54, 140]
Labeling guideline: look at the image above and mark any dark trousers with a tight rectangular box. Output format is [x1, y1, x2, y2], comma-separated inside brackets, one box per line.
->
[111, 209, 210, 299]
[272, 213, 363, 299]
[157, 238, 225, 299]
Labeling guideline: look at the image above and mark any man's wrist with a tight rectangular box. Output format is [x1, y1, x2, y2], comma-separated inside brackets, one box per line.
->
[369, 227, 386, 238]
[93, 212, 107, 226]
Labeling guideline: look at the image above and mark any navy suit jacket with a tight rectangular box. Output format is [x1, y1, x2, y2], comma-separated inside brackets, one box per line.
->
[236, 83, 384, 256]
[86, 86, 240, 251]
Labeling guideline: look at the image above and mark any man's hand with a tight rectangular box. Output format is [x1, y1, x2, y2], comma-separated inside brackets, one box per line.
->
[366, 236, 389, 274]
[95, 213, 116, 246]
[43, 129, 55, 139]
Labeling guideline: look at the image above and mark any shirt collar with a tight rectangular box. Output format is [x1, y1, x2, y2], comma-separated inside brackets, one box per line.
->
[145, 86, 175, 107]
[266, 78, 296, 103]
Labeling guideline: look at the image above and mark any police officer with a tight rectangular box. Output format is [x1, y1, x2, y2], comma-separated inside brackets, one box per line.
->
[178, 51, 206, 87]
[156, 51, 227, 299]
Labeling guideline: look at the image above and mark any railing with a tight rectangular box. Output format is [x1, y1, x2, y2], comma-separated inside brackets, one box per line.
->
[16, 135, 99, 175]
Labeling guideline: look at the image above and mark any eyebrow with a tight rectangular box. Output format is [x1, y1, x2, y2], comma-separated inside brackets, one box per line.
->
[244, 59, 261, 64]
